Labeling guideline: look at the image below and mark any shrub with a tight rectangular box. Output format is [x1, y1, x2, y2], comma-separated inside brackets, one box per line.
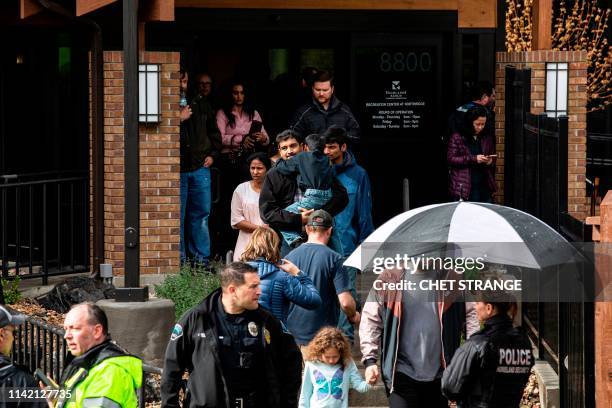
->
[2, 277, 22, 304]
[154, 263, 221, 319]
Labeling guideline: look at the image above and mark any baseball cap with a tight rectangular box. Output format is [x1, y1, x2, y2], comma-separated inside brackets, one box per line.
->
[307, 209, 334, 228]
[0, 305, 25, 328]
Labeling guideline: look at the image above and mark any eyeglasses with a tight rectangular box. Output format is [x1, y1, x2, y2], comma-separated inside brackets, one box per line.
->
[198, 81, 212, 86]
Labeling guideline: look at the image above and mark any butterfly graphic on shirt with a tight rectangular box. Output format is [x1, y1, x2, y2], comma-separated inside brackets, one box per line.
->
[314, 367, 344, 401]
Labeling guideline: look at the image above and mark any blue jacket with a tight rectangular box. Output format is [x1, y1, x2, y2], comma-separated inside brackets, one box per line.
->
[333, 152, 374, 257]
[248, 259, 322, 327]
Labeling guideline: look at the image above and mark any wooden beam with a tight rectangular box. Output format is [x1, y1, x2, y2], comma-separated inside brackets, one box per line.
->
[595, 190, 612, 408]
[175, 0, 459, 10]
[20, 0, 43, 19]
[141, 0, 175, 21]
[458, 0, 496, 29]
[532, 0, 552, 50]
[76, 0, 119, 17]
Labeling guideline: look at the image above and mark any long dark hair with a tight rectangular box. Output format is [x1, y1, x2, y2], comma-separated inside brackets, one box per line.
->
[222, 79, 255, 128]
[460, 105, 488, 140]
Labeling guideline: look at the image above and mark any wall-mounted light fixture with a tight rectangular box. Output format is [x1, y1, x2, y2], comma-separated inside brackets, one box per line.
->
[545, 62, 568, 118]
[139, 64, 160, 123]
[16, 54, 24, 64]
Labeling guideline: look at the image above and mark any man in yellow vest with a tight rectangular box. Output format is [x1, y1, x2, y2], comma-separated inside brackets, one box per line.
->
[54, 303, 142, 408]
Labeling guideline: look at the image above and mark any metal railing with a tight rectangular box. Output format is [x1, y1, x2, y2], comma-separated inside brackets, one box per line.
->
[0, 172, 89, 283]
[587, 131, 612, 195]
[12, 316, 67, 382]
[12, 316, 162, 407]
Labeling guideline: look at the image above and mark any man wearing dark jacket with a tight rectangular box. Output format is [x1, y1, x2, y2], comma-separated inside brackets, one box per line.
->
[259, 130, 348, 256]
[161, 262, 302, 408]
[290, 71, 360, 145]
[0, 306, 45, 408]
[447, 80, 496, 146]
[442, 292, 533, 407]
[179, 69, 222, 264]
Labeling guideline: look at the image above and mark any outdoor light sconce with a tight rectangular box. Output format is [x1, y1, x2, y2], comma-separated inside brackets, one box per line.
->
[545, 63, 568, 118]
[138, 64, 161, 123]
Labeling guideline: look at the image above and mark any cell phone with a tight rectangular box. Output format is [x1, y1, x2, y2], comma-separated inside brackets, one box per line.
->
[248, 120, 263, 135]
[34, 368, 59, 389]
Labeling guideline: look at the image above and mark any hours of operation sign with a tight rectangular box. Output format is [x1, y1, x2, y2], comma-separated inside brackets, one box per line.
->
[355, 47, 436, 139]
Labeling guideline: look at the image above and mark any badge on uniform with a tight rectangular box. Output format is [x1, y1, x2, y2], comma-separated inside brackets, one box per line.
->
[170, 324, 183, 341]
[248, 321, 258, 337]
[264, 328, 271, 345]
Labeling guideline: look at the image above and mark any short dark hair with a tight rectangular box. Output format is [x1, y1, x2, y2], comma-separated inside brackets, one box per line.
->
[276, 129, 302, 145]
[312, 70, 334, 87]
[246, 152, 272, 170]
[323, 126, 348, 146]
[470, 80, 494, 101]
[220, 262, 258, 289]
[305, 134, 324, 152]
[301, 66, 318, 87]
[475, 286, 516, 317]
[73, 302, 109, 336]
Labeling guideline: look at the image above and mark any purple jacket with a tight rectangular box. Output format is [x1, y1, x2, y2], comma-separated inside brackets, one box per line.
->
[447, 132, 496, 200]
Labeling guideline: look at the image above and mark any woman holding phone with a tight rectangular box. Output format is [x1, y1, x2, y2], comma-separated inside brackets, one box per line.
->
[447, 105, 496, 202]
[215, 80, 269, 256]
[216, 79, 269, 178]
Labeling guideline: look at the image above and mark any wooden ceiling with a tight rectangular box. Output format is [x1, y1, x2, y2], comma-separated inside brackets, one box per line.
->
[18, 0, 498, 28]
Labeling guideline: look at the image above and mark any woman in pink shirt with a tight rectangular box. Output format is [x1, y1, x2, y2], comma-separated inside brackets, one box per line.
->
[216, 80, 269, 172]
[216, 80, 269, 256]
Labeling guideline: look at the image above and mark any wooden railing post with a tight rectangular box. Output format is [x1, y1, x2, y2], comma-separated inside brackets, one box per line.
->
[595, 190, 612, 407]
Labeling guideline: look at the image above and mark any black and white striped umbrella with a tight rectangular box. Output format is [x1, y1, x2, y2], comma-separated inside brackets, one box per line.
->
[344, 202, 579, 271]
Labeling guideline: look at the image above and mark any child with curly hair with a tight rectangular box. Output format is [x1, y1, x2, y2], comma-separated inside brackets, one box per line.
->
[299, 327, 371, 408]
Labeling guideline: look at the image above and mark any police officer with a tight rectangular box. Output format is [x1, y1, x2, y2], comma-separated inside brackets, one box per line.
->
[441, 290, 533, 407]
[56, 303, 142, 408]
[0, 306, 46, 408]
[161, 262, 302, 408]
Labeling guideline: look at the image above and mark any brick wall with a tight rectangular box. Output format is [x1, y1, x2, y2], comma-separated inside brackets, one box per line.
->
[495, 51, 588, 220]
[100, 51, 180, 276]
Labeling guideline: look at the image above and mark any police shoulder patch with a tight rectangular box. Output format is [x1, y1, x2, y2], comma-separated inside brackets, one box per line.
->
[170, 323, 183, 341]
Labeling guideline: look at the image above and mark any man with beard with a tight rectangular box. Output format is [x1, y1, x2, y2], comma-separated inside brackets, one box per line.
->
[259, 130, 348, 256]
[290, 71, 360, 145]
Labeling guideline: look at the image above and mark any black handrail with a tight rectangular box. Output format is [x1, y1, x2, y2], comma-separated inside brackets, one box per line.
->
[0, 175, 89, 283]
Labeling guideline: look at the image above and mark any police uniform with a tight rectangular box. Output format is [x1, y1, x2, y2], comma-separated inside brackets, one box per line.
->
[161, 288, 302, 408]
[441, 314, 533, 408]
[214, 297, 267, 407]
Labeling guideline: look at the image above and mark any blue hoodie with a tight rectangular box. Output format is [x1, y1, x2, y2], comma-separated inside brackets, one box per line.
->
[333, 151, 375, 257]
[248, 258, 322, 328]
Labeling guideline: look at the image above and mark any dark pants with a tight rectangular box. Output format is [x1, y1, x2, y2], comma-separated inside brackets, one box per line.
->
[389, 372, 448, 408]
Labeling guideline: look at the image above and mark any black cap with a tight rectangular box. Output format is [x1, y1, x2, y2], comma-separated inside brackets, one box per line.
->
[307, 209, 334, 228]
[0, 305, 25, 328]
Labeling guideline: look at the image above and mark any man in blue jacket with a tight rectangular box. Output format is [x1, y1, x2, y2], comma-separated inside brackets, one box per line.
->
[323, 127, 374, 342]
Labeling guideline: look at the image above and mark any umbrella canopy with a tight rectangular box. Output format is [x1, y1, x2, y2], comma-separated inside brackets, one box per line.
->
[344, 202, 580, 271]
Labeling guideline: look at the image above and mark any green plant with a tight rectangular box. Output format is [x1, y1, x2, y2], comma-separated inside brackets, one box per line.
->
[154, 263, 221, 319]
[2, 277, 22, 304]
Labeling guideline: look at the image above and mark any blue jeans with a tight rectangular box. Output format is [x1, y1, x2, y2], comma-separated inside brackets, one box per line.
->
[281, 188, 332, 246]
[180, 167, 211, 264]
[337, 265, 358, 342]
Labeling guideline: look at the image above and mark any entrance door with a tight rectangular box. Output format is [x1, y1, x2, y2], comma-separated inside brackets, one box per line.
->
[351, 33, 454, 225]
